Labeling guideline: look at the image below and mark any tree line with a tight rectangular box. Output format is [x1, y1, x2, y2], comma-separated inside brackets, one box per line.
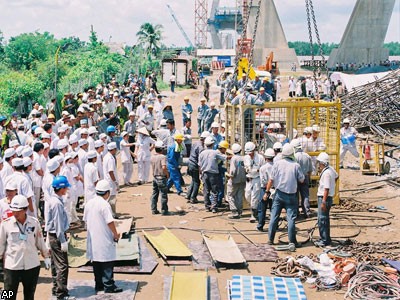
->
[0, 23, 165, 115]
[288, 41, 400, 56]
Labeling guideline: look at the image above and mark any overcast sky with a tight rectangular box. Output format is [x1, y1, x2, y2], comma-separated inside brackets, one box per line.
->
[0, 0, 398, 46]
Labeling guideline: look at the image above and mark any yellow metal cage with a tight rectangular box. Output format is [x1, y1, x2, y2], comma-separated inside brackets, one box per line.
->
[224, 98, 341, 205]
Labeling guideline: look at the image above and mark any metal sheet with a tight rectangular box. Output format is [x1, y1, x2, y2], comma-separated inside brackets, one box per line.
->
[115, 217, 133, 234]
[169, 271, 208, 300]
[202, 234, 246, 266]
[143, 228, 192, 259]
[67, 280, 138, 299]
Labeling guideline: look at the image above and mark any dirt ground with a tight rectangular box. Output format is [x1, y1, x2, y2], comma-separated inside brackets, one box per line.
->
[6, 70, 400, 299]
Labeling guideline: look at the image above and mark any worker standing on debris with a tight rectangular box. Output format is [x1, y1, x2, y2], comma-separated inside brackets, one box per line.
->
[267, 144, 304, 250]
[340, 118, 359, 168]
[84, 180, 123, 294]
[226, 143, 246, 219]
[257, 148, 275, 231]
[198, 136, 226, 213]
[0, 195, 51, 300]
[244, 142, 265, 223]
[150, 141, 170, 215]
[315, 152, 338, 247]
[291, 139, 313, 218]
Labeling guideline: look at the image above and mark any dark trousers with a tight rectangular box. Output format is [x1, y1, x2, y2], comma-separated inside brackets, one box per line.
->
[202, 172, 219, 210]
[187, 164, 200, 201]
[184, 144, 192, 158]
[49, 234, 69, 299]
[216, 173, 225, 206]
[257, 188, 272, 230]
[298, 175, 310, 216]
[170, 81, 175, 93]
[4, 266, 40, 300]
[92, 261, 116, 292]
[151, 177, 168, 213]
[318, 196, 332, 245]
[128, 135, 136, 161]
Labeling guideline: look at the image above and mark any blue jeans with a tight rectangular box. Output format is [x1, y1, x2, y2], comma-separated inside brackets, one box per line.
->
[268, 190, 298, 244]
[92, 261, 116, 292]
[318, 196, 332, 245]
[216, 173, 225, 207]
[171, 81, 175, 93]
[257, 188, 272, 230]
[151, 177, 168, 212]
[197, 119, 204, 135]
[167, 166, 183, 194]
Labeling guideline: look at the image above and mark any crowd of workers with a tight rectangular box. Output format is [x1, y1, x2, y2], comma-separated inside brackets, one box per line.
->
[0, 70, 360, 299]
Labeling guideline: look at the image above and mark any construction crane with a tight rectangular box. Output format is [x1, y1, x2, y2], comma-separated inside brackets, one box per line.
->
[166, 4, 194, 48]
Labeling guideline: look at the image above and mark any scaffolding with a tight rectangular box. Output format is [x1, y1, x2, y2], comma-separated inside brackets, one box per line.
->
[224, 98, 341, 204]
[195, 0, 208, 48]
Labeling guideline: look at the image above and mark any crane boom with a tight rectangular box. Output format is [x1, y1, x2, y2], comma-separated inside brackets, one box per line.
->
[167, 4, 194, 48]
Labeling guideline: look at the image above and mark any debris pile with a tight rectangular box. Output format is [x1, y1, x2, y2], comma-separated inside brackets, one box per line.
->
[341, 69, 400, 137]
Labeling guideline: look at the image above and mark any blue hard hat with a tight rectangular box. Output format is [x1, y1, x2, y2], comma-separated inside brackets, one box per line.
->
[0, 116, 7, 122]
[52, 175, 71, 189]
[31, 125, 39, 132]
[107, 125, 116, 133]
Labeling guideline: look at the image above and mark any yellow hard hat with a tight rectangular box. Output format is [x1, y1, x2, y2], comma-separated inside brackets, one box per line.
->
[218, 140, 229, 149]
[184, 96, 189, 101]
[48, 114, 55, 119]
[174, 133, 184, 140]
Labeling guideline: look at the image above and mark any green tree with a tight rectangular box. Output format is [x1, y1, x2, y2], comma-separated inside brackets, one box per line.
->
[5, 32, 57, 70]
[136, 23, 163, 56]
[384, 42, 400, 56]
[89, 26, 100, 49]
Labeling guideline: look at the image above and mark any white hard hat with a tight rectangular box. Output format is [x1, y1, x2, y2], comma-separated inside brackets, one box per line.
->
[22, 147, 33, 158]
[94, 140, 104, 148]
[304, 127, 313, 134]
[120, 131, 128, 138]
[200, 131, 211, 139]
[57, 140, 69, 150]
[88, 127, 98, 135]
[47, 158, 60, 172]
[79, 139, 88, 147]
[5, 181, 18, 190]
[274, 123, 281, 129]
[312, 125, 321, 132]
[290, 139, 302, 149]
[69, 134, 79, 144]
[12, 158, 24, 167]
[211, 122, 220, 128]
[282, 144, 295, 157]
[264, 148, 275, 158]
[155, 141, 164, 148]
[160, 119, 167, 126]
[129, 111, 135, 117]
[204, 136, 215, 146]
[221, 122, 226, 128]
[273, 142, 283, 150]
[317, 152, 330, 165]
[4, 148, 16, 159]
[107, 142, 117, 150]
[209, 101, 216, 107]
[9, 140, 19, 148]
[80, 128, 89, 135]
[96, 180, 111, 193]
[41, 132, 51, 139]
[343, 118, 350, 124]
[231, 143, 242, 154]
[10, 195, 29, 211]
[16, 146, 24, 157]
[35, 127, 44, 135]
[244, 142, 256, 153]
[87, 150, 97, 159]
[23, 157, 32, 167]
[99, 133, 107, 140]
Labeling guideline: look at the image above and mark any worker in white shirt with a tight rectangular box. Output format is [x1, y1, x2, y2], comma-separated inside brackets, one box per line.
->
[244, 142, 265, 223]
[84, 151, 99, 205]
[0, 195, 51, 300]
[315, 152, 338, 247]
[1, 148, 16, 184]
[0, 181, 18, 221]
[83, 180, 122, 294]
[46, 175, 74, 300]
[339, 118, 359, 168]
[77, 139, 88, 175]
[103, 142, 119, 217]
[94, 140, 105, 180]
[87, 127, 98, 151]
[120, 131, 135, 186]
